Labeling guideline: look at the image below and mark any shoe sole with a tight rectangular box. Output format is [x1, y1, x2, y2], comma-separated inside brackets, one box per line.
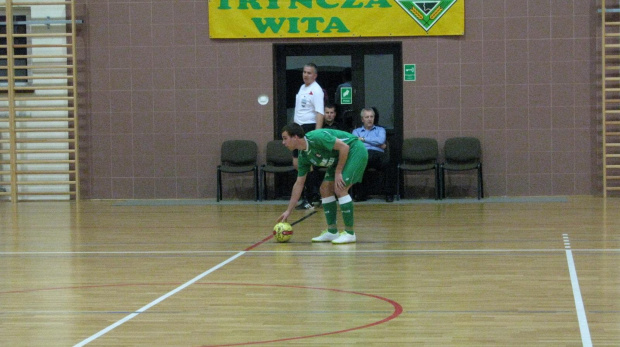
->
[312, 233, 339, 242]
[312, 236, 338, 242]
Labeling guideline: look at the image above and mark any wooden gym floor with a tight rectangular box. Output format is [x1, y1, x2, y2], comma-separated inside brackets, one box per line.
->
[0, 196, 618, 346]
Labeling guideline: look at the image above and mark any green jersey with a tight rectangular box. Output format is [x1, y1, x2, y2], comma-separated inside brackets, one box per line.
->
[297, 129, 360, 177]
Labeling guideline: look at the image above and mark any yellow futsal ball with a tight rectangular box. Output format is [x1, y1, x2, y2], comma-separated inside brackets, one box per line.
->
[273, 222, 293, 243]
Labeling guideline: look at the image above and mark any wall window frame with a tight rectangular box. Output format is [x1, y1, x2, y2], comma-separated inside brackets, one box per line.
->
[0, 8, 31, 87]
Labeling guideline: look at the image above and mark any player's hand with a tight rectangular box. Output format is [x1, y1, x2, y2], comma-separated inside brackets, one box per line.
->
[335, 173, 345, 190]
[277, 210, 290, 223]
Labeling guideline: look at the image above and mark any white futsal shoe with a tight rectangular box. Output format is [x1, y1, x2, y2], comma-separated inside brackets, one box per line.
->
[311, 230, 339, 242]
[331, 231, 356, 244]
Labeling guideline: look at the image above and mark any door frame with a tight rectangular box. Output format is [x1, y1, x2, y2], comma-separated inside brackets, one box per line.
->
[272, 42, 403, 164]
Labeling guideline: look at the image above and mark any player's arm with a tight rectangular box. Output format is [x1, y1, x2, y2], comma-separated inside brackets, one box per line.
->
[277, 174, 307, 223]
[332, 139, 350, 189]
[314, 88, 325, 129]
[315, 111, 324, 129]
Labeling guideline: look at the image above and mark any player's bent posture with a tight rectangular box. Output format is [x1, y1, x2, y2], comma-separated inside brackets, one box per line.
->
[277, 123, 368, 244]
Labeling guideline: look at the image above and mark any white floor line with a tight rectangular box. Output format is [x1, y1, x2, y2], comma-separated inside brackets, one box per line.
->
[4, 248, 620, 256]
[563, 234, 592, 347]
[37, 239, 605, 346]
[73, 251, 246, 347]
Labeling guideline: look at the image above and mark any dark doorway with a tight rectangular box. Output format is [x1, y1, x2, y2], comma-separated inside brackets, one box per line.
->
[272, 43, 403, 199]
[273, 42, 403, 167]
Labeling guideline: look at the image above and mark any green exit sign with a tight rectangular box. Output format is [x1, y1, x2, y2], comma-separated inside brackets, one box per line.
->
[340, 86, 352, 105]
[404, 64, 416, 81]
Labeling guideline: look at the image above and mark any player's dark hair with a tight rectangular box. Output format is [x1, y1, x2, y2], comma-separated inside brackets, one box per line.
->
[282, 123, 305, 138]
[324, 102, 336, 111]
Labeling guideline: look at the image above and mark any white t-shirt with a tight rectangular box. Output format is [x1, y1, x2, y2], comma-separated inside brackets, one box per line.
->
[294, 81, 324, 125]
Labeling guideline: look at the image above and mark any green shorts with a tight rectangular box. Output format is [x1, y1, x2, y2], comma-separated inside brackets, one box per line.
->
[323, 140, 368, 186]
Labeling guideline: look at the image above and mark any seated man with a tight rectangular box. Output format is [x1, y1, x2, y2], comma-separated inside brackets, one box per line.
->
[323, 103, 345, 130]
[352, 107, 393, 202]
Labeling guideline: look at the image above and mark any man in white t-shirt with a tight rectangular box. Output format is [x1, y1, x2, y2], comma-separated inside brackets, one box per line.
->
[294, 63, 324, 131]
[293, 63, 325, 209]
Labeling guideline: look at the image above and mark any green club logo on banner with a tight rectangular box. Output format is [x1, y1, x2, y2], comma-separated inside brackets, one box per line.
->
[395, 0, 457, 32]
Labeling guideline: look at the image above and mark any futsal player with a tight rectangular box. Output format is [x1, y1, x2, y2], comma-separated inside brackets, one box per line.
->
[276, 123, 368, 244]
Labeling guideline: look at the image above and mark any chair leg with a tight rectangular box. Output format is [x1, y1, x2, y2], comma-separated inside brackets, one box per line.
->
[217, 168, 222, 202]
[259, 169, 264, 201]
[264, 171, 269, 202]
[439, 166, 445, 199]
[262, 171, 270, 201]
[434, 165, 440, 200]
[396, 167, 401, 201]
[254, 167, 259, 201]
[382, 168, 390, 202]
[477, 164, 484, 199]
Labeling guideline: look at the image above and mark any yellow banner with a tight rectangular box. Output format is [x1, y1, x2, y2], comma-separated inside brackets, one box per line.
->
[209, 0, 464, 39]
